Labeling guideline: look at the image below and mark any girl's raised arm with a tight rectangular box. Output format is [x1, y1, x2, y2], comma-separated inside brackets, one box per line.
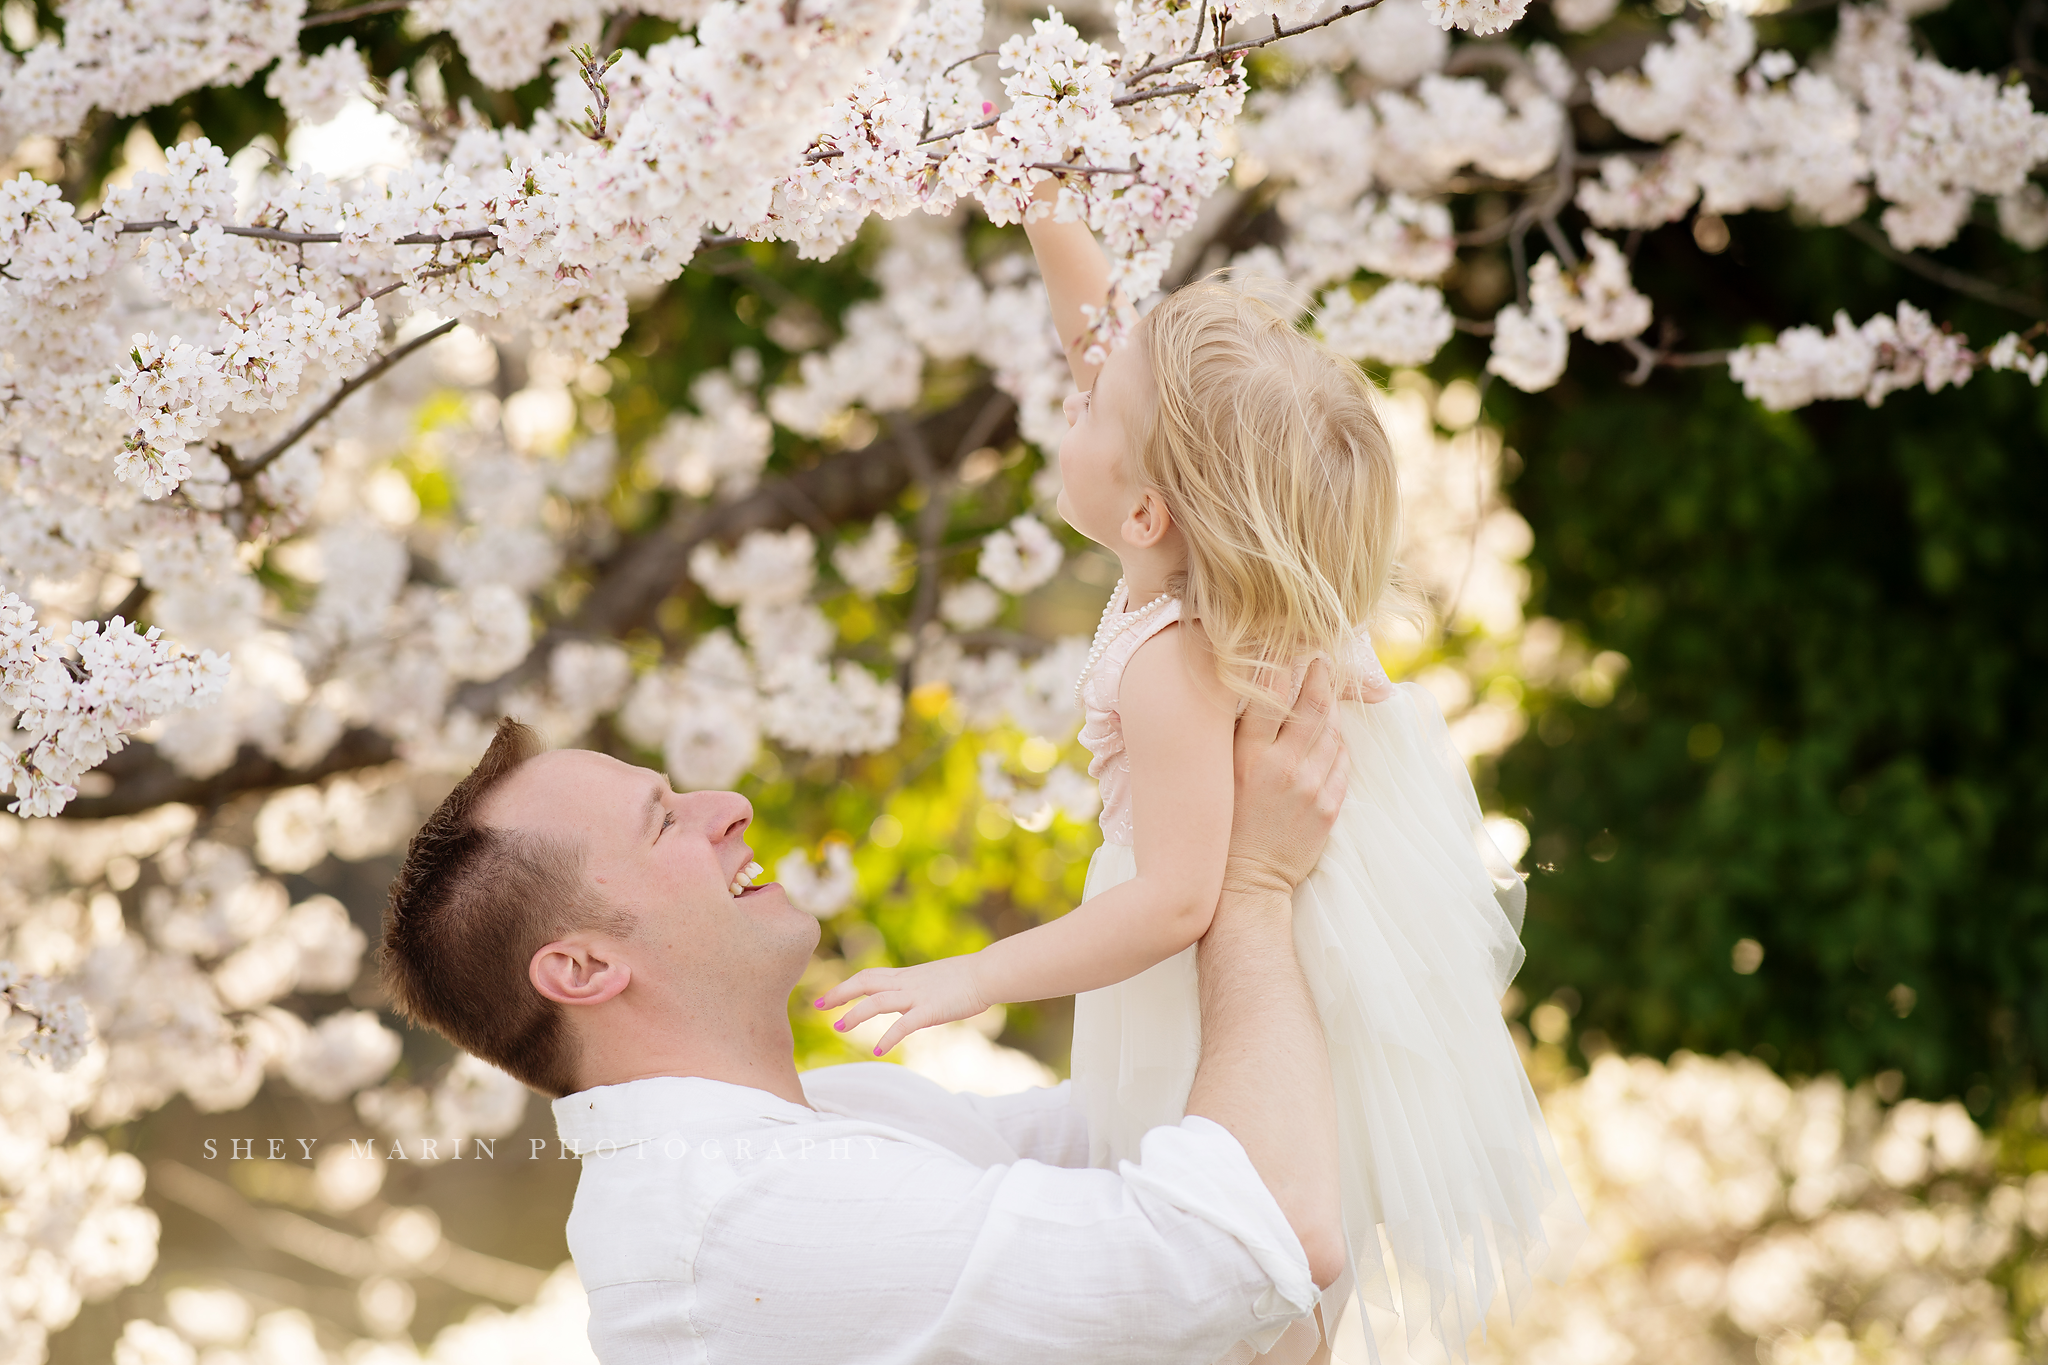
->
[1022, 179, 1113, 391]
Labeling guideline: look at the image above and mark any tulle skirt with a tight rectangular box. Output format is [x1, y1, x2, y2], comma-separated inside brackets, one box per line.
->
[1069, 683, 1584, 1364]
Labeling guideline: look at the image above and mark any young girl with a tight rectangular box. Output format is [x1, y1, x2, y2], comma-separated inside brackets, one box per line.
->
[815, 188, 1583, 1362]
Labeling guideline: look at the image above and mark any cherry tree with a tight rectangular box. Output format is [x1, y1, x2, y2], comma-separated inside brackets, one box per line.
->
[1, 0, 2044, 1359]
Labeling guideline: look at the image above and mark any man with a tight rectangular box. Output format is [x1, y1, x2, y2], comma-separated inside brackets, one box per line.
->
[380, 662, 1352, 1364]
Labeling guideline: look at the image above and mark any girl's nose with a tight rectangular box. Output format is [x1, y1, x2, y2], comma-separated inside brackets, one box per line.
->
[1062, 391, 1082, 426]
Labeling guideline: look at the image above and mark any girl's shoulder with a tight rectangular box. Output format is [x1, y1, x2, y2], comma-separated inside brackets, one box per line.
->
[1077, 589, 1183, 712]
[1118, 608, 1236, 719]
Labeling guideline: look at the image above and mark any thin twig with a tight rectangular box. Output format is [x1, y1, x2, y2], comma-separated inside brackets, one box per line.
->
[1618, 335, 1732, 385]
[1029, 161, 1140, 175]
[337, 257, 481, 317]
[300, 0, 410, 27]
[115, 219, 499, 248]
[230, 318, 459, 479]
[912, 0, 1385, 152]
[1125, 0, 1389, 82]
[1111, 81, 1207, 109]
[1842, 220, 2048, 319]
[943, 49, 999, 75]
[1539, 213, 1578, 267]
[600, 9, 640, 55]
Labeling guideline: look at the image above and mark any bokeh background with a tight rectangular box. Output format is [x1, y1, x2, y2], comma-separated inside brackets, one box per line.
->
[2, 0, 2045, 1362]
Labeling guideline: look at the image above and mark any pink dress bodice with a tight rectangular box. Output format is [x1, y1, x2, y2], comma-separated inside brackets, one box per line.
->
[1075, 591, 1185, 847]
[1073, 583, 1395, 847]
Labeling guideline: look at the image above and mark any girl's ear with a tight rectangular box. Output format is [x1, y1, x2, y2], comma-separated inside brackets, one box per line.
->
[1120, 488, 1175, 551]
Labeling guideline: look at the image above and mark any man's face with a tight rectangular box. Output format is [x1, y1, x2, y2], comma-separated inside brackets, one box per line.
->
[480, 749, 820, 1014]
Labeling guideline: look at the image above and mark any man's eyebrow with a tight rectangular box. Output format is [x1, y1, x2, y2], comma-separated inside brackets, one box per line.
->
[643, 781, 666, 838]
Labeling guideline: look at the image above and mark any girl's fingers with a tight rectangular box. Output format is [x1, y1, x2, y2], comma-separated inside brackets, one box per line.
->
[830, 994, 894, 1033]
[873, 1013, 922, 1057]
[832, 990, 917, 1035]
[813, 969, 893, 1010]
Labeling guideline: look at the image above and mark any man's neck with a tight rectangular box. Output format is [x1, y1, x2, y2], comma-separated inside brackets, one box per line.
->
[578, 1006, 811, 1107]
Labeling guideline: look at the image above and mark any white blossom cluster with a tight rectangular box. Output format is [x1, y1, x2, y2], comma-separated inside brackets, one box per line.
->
[977, 514, 1064, 595]
[0, 593, 228, 818]
[1529, 232, 1653, 344]
[1230, 0, 2046, 393]
[777, 842, 861, 917]
[0, 960, 92, 1070]
[0, 803, 404, 1361]
[1727, 303, 1984, 412]
[976, 749, 1101, 830]
[1319, 281, 1457, 369]
[7, 0, 2026, 811]
[1582, 7, 2048, 251]
[0, 0, 302, 149]
[1454, 1048, 2042, 1365]
[263, 37, 369, 128]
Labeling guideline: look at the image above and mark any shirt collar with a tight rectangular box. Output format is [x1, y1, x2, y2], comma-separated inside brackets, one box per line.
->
[552, 1075, 815, 1147]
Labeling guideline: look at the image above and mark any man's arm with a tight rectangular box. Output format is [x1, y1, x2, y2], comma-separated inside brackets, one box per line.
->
[1185, 659, 1350, 1290]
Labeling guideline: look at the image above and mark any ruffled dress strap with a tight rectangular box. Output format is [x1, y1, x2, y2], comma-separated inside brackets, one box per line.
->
[1074, 583, 1182, 848]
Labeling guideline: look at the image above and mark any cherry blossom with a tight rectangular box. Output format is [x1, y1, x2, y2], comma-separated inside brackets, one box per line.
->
[1319, 282, 1457, 368]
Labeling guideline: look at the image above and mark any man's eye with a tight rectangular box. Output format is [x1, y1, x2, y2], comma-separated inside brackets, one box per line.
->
[658, 811, 675, 839]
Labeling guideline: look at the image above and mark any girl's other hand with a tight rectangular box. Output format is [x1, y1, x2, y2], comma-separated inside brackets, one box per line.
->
[812, 957, 992, 1057]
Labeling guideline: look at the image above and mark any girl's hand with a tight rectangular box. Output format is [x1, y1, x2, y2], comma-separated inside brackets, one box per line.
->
[812, 957, 991, 1057]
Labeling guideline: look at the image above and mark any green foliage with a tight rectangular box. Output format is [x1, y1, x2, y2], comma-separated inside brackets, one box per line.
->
[711, 700, 1096, 1075]
[1493, 353, 2048, 1112]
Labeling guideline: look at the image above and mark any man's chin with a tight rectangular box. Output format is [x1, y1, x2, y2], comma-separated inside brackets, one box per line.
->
[735, 881, 813, 932]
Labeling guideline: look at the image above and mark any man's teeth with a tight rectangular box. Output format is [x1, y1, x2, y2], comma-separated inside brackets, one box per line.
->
[729, 861, 765, 897]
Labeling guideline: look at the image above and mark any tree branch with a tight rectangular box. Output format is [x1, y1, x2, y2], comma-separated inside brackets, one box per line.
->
[1842, 220, 2048, 320]
[229, 319, 460, 481]
[1619, 335, 1732, 386]
[1124, 0, 1390, 82]
[600, 9, 640, 55]
[456, 384, 1018, 715]
[59, 726, 400, 821]
[114, 220, 499, 248]
[301, 0, 413, 25]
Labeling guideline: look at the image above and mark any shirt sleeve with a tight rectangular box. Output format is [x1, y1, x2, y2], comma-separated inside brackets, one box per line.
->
[682, 1113, 1318, 1365]
[957, 1081, 1091, 1168]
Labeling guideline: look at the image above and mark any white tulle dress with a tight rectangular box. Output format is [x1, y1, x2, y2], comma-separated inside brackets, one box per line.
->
[1069, 585, 1585, 1365]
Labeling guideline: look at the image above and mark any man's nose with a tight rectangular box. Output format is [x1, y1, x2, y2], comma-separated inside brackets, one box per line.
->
[679, 789, 752, 844]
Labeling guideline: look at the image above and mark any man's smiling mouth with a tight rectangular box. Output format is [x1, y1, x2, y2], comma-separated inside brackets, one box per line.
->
[728, 860, 766, 897]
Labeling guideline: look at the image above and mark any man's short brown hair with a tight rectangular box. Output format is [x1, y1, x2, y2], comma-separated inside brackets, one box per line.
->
[380, 718, 631, 1098]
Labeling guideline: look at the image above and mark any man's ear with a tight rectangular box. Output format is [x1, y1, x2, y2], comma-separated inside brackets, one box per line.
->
[531, 937, 630, 1008]
[1120, 488, 1175, 551]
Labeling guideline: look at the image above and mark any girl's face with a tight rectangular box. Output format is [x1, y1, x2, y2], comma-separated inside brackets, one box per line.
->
[1055, 338, 1150, 551]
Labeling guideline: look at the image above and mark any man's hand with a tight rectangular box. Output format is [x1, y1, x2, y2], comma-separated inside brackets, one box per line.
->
[812, 957, 990, 1058]
[1224, 657, 1349, 902]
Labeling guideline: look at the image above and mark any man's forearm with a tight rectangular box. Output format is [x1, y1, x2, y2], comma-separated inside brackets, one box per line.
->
[1184, 878, 1345, 1289]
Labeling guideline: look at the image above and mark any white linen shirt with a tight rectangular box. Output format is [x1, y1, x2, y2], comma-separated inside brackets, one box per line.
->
[550, 1062, 1319, 1364]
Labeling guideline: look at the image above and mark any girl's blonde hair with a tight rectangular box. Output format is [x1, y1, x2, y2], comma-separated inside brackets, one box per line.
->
[1130, 279, 1401, 713]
